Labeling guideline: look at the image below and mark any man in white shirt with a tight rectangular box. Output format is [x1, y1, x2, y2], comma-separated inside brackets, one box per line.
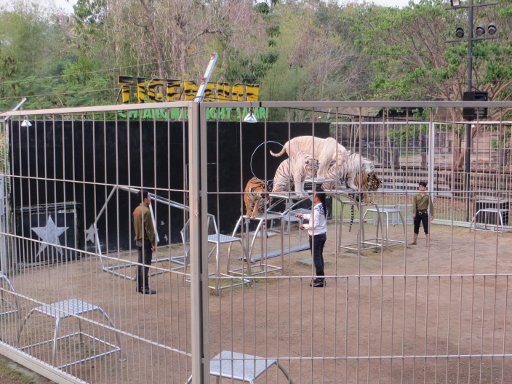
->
[296, 192, 327, 287]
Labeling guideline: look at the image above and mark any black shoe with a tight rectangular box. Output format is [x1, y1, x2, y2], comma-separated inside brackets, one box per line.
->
[139, 288, 157, 295]
[310, 278, 326, 287]
[312, 279, 326, 288]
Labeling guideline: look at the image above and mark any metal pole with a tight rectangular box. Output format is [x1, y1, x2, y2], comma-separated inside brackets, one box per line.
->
[190, 52, 217, 383]
[1, 98, 28, 274]
[428, 120, 435, 197]
[189, 102, 210, 383]
[194, 52, 218, 103]
[464, 0, 474, 221]
[1, 98, 27, 122]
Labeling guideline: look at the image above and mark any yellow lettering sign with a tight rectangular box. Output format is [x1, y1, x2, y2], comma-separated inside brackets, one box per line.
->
[117, 76, 259, 103]
[166, 80, 182, 101]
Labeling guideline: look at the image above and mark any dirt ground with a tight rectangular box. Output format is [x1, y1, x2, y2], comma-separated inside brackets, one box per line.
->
[3, 218, 512, 383]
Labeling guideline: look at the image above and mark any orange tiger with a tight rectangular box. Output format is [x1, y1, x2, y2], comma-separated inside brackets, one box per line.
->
[244, 177, 268, 218]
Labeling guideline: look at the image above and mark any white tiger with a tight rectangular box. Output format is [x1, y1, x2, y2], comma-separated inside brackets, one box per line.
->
[322, 152, 381, 203]
[272, 151, 319, 196]
[270, 136, 349, 179]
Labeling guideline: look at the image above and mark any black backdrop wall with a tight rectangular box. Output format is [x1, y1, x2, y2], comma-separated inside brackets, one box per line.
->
[10, 120, 328, 263]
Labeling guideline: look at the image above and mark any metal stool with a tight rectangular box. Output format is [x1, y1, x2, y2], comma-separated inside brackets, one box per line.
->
[187, 350, 294, 384]
[0, 271, 19, 317]
[17, 299, 121, 369]
[229, 213, 287, 276]
[470, 208, 508, 232]
[362, 205, 406, 248]
[181, 215, 251, 294]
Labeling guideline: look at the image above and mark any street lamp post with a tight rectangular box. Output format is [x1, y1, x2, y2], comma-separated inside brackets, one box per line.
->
[451, 0, 497, 221]
[464, 0, 474, 222]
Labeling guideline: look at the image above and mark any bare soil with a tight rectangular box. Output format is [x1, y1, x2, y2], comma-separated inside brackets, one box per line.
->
[3, 219, 512, 383]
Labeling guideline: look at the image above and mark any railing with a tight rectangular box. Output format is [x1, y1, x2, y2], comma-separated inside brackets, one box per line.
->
[0, 100, 510, 383]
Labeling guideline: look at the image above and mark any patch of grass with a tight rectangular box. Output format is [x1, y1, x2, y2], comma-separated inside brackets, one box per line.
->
[0, 355, 51, 384]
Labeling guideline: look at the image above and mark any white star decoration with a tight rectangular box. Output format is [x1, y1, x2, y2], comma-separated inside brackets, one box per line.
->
[85, 224, 97, 245]
[31, 215, 69, 259]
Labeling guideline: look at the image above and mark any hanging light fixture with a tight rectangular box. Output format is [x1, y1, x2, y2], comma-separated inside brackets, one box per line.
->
[455, 27, 465, 38]
[450, 0, 461, 8]
[243, 108, 258, 123]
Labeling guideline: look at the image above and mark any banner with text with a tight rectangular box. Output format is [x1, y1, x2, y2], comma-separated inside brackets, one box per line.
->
[118, 76, 260, 103]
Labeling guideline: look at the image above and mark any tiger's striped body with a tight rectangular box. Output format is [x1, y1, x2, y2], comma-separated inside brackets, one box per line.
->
[272, 151, 319, 196]
[270, 136, 349, 179]
[322, 153, 381, 203]
[244, 177, 268, 218]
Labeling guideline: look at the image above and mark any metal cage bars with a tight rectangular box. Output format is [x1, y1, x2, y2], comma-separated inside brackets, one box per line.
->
[0, 100, 511, 383]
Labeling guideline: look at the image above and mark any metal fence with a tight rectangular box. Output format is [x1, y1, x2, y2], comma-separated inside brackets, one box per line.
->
[0, 100, 511, 383]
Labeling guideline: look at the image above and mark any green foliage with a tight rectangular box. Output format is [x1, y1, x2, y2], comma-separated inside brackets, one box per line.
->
[345, 0, 512, 115]
[491, 138, 508, 151]
[498, 3, 512, 18]
[0, 3, 79, 109]
[62, 56, 100, 85]
[220, 4, 280, 86]
[254, 2, 271, 15]
[223, 51, 278, 84]
[490, 126, 511, 150]
[74, 0, 107, 26]
[0, 0, 512, 113]
[387, 124, 428, 145]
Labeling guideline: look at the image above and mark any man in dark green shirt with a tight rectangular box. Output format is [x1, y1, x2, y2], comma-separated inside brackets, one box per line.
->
[133, 190, 157, 294]
[409, 181, 434, 246]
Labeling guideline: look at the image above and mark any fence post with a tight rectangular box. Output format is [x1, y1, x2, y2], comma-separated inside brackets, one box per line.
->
[428, 121, 435, 196]
[189, 102, 210, 383]
[0, 175, 6, 273]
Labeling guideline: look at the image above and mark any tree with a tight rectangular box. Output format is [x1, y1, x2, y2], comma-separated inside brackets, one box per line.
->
[353, 0, 512, 168]
[94, 0, 265, 80]
[260, 1, 373, 102]
[0, 2, 77, 109]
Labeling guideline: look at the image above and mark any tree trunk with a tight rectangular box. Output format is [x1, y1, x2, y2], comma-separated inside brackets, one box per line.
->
[393, 148, 400, 169]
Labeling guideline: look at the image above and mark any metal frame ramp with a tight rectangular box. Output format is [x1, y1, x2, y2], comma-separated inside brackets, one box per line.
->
[91, 186, 189, 280]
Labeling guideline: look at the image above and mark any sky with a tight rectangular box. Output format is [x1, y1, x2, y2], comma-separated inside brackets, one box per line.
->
[40, 0, 77, 13]
[36, 0, 416, 14]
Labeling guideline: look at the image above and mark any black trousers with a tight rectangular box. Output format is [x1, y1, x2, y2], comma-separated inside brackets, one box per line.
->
[413, 212, 429, 234]
[137, 240, 153, 290]
[309, 233, 326, 277]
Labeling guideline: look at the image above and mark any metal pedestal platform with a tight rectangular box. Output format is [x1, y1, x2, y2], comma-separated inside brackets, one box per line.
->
[186, 350, 294, 384]
[230, 214, 285, 276]
[17, 299, 121, 369]
[0, 272, 19, 317]
[470, 208, 510, 233]
[267, 192, 312, 251]
[335, 198, 406, 253]
[362, 205, 406, 248]
[229, 192, 315, 276]
[93, 187, 190, 279]
[208, 232, 252, 294]
[182, 215, 252, 295]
